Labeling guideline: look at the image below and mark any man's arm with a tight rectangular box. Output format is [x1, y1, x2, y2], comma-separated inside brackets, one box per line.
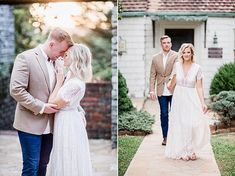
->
[10, 54, 46, 115]
[149, 58, 157, 99]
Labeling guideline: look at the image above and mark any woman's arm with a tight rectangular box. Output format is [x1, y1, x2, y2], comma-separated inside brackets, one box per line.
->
[196, 79, 207, 113]
[48, 67, 68, 109]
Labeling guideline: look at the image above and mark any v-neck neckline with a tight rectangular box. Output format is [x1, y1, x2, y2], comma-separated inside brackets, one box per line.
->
[181, 62, 194, 78]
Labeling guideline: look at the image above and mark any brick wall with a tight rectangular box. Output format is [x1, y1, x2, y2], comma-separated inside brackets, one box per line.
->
[118, 17, 146, 98]
[0, 81, 112, 140]
[81, 82, 112, 139]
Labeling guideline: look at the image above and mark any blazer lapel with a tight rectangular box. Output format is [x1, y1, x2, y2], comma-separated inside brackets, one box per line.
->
[158, 53, 164, 73]
[34, 46, 51, 93]
[164, 50, 175, 74]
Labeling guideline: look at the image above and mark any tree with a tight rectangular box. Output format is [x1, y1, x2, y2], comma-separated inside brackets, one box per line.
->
[13, 5, 47, 54]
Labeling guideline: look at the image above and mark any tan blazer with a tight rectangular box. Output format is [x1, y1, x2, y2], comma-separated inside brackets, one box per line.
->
[10, 46, 56, 135]
[149, 50, 178, 96]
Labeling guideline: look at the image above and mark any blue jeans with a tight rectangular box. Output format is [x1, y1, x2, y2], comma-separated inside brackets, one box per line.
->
[158, 96, 172, 138]
[18, 131, 53, 176]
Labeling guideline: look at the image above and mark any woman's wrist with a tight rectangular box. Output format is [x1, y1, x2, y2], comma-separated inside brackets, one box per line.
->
[201, 101, 206, 106]
[56, 81, 63, 87]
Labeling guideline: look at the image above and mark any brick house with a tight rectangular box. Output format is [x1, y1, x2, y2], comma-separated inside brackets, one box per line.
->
[118, 0, 235, 97]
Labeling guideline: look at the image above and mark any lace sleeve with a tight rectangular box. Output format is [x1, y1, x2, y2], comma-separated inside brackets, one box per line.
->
[59, 81, 81, 102]
[196, 66, 204, 80]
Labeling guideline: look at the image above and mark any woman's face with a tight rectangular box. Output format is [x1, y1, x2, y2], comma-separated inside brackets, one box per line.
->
[182, 47, 192, 62]
[63, 51, 72, 67]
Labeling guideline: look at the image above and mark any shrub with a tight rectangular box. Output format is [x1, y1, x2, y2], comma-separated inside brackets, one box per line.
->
[209, 91, 235, 126]
[119, 110, 155, 134]
[118, 70, 134, 114]
[118, 71, 155, 134]
[210, 62, 235, 95]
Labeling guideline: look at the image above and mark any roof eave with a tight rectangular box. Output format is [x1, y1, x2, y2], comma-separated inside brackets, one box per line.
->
[121, 11, 235, 18]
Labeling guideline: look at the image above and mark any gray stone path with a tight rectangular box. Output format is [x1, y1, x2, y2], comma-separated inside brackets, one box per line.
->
[125, 98, 220, 176]
[0, 132, 117, 176]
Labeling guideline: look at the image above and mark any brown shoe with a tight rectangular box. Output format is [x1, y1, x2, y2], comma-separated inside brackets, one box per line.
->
[162, 138, 167, 145]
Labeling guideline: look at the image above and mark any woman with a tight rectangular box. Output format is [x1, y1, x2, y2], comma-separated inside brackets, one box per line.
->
[48, 43, 93, 175]
[165, 43, 210, 161]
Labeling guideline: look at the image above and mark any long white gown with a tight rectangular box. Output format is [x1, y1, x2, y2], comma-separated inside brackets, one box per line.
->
[50, 77, 92, 176]
[165, 62, 210, 159]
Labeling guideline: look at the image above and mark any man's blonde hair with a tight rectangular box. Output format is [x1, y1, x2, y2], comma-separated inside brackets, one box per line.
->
[160, 35, 171, 42]
[47, 27, 74, 47]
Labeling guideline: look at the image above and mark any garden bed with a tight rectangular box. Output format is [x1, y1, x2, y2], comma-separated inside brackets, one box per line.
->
[210, 121, 235, 135]
[118, 130, 149, 136]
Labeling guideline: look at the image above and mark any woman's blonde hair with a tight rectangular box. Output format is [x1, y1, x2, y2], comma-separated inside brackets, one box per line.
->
[178, 43, 196, 63]
[68, 43, 92, 82]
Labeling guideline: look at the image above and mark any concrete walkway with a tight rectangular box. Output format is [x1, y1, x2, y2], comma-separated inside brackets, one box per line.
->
[0, 131, 117, 176]
[125, 98, 220, 176]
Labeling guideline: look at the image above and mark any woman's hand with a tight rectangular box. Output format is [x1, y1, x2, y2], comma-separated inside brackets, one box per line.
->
[56, 67, 64, 85]
[167, 81, 172, 90]
[202, 103, 208, 114]
[167, 80, 174, 93]
[167, 76, 176, 93]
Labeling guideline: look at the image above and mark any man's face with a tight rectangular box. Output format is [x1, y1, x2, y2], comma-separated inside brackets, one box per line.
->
[49, 40, 69, 61]
[161, 38, 172, 52]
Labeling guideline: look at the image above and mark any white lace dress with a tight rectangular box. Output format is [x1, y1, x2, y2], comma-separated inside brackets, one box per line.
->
[165, 62, 210, 159]
[49, 77, 92, 176]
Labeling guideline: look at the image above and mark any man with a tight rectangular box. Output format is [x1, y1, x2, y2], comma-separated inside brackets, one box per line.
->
[149, 35, 178, 145]
[10, 28, 73, 176]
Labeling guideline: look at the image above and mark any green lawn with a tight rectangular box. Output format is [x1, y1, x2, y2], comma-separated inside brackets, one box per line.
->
[211, 133, 235, 176]
[118, 135, 144, 176]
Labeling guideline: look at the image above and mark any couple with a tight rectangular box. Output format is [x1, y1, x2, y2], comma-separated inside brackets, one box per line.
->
[10, 28, 92, 175]
[150, 35, 210, 161]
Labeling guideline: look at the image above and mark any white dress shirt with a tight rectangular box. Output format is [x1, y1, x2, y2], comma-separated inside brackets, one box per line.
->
[39, 45, 56, 134]
[162, 52, 172, 96]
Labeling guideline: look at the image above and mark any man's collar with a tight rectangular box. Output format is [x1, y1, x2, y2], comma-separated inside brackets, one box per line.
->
[39, 44, 49, 61]
[162, 50, 171, 57]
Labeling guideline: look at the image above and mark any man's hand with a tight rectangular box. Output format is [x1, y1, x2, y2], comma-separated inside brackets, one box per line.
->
[43, 103, 59, 114]
[149, 92, 156, 100]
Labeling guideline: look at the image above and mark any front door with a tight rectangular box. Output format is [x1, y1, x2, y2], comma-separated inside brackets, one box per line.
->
[165, 29, 194, 51]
